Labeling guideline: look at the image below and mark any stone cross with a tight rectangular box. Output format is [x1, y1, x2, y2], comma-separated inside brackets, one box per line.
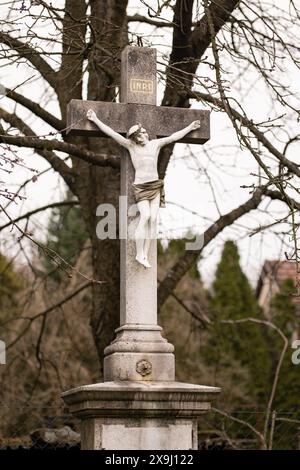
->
[66, 46, 210, 382]
[62, 46, 219, 451]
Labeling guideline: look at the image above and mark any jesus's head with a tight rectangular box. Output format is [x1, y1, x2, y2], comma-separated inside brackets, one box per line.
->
[127, 123, 149, 146]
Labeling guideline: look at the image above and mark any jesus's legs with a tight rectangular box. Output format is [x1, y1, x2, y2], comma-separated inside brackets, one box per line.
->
[144, 194, 160, 265]
[135, 200, 151, 268]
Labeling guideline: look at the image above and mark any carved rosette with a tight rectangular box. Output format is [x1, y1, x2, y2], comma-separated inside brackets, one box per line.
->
[136, 359, 152, 377]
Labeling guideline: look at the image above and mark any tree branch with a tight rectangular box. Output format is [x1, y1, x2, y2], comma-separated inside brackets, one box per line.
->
[0, 107, 120, 170]
[0, 107, 75, 189]
[264, 189, 300, 211]
[212, 407, 266, 449]
[162, 0, 195, 107]
[159, 0, 240, 174]
[0, 132, 120, 169]
[127, 14, 173, 27]
[162, 0, 240, 107]
[188, 90, 300, 179]
[58, 0, 87, 120]
[5, 281, 93, 352]
[0, 200, 78, 232]
[191, 0, 240, 63]
[5, 86, 64, 130]
[221, 317, 289, 447]
[0, 31, 58, 92]
[158, 187, 264, 309]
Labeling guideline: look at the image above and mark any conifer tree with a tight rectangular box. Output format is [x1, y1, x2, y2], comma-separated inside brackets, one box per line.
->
[43, 191, 89, 279]
[206, 241, 271, 404]
[0, 252, 23, 319]
[211, 241, 258, 320]
[270, 279, 300, 411]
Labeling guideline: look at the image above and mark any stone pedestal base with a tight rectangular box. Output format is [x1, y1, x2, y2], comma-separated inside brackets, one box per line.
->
[104, 324, 175, 381]
[61, 381, 220, 450]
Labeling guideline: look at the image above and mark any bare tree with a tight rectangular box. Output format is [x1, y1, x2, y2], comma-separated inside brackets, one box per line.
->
[0, 0, 299, 371]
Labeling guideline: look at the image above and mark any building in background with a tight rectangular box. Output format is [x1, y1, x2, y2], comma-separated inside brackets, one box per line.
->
[256, 260, 299, 315]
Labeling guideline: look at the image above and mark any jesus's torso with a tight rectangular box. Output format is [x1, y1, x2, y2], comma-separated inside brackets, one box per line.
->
[128, 141, 160, 184]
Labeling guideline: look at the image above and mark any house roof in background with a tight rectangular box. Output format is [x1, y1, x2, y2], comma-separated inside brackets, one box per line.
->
[256, 260, 298, 297]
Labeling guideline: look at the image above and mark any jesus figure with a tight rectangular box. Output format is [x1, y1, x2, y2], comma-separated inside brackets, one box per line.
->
[87, 109, 201, 268]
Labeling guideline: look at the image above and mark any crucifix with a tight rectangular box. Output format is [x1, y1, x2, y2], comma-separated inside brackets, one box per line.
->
[63, 45, 219, 451]
[66, 46, 210, 382]
[86, 110, 201, 268]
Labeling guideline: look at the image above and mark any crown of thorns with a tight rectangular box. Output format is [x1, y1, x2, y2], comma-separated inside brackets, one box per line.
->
[127, 123, 143, 138]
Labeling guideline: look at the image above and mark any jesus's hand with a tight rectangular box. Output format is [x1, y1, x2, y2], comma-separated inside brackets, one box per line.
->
[87, 109, 97, 122]
[190, 120, 201, 130]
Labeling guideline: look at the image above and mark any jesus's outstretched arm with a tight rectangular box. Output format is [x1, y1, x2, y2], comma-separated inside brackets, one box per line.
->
[86, 109, 131, 148]
[155, 120, 201, 148]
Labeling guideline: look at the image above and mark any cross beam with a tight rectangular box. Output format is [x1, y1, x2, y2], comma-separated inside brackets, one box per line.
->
[67, 100, 210, 144]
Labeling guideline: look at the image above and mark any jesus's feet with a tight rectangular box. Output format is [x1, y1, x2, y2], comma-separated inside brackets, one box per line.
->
[142, 257, 151, 268]
[135, 255, 151, 268]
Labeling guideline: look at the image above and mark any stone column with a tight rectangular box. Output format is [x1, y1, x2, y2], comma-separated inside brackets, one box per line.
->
[103, 46, 175, 383]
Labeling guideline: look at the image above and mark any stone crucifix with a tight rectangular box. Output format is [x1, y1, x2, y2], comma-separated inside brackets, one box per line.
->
[67, 46, 210, 382]
[86, 108, 201, 268]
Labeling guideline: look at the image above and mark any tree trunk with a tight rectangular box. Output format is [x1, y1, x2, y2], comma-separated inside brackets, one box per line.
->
[74, 0, 128, 372]
[85, 164, 121, 372]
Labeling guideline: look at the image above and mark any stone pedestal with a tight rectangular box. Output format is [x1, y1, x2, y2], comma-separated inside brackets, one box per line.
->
[103, 324, 175, 382]
[61, 381, 220, 450]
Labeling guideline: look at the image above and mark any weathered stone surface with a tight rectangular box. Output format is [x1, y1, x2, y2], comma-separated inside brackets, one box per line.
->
[104, 353, 175, 381]
[62, 380, 220, 414]
[67, 100, 210, 144]
[121, 46, 157, 105]
[67, 45, 209, 143]
[62, 47, 219, 451]
[104, 324, 174, 354]
[121, 47, 158, 331]
[83, 419, 195, 450]
[119, 185, 157, 325]
[61, 381, 220, 450]
[103, 325, 175, 381]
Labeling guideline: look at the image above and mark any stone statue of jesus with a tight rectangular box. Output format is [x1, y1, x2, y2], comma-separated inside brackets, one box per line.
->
[87, 109, 201, 268]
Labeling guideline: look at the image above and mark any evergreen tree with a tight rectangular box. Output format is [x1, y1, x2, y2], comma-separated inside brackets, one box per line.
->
[158, 235, 201, 280]
[211, 248, 300, 419]
[270, 279, 300, 410]
[205, 241, 271, 405]
[0, 252, 23, 319]
[210, 240, 258, 319]
[43, 191, 89, 279]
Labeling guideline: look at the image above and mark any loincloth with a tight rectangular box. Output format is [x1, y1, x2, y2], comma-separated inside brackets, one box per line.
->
[132, 179, 165, 208]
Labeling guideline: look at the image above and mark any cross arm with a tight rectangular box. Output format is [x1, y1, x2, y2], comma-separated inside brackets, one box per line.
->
[87, 110, 131, 148]
[67, 100, 210, 144]
[156, 122, 198, 148]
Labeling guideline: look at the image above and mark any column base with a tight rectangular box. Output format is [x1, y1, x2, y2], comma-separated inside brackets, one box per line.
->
[104, 324, 175, 381]
[61, 381, 220, 450]
[104, 352, 175, 381]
